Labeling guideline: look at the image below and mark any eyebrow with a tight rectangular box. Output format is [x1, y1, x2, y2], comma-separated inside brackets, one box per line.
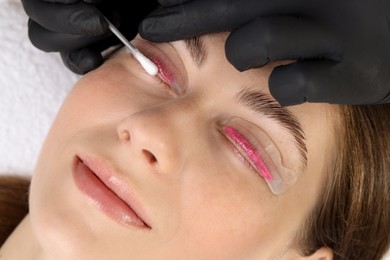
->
[236, 88, 308, 168]
[184, 37, 308, 168]
[184, 37, 208, 67]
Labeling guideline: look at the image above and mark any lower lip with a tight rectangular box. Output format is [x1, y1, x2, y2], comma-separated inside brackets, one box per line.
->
[72, 157, 147, 229]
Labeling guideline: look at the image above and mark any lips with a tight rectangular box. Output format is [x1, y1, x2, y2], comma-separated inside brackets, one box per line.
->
[72, 155, 151, 229]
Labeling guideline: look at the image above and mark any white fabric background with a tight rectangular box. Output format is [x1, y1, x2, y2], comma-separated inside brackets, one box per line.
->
[0, 0, 389, 258]
[0, 0, 79, 175]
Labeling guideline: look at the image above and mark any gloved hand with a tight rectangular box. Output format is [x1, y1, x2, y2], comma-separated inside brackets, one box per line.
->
[21, 0, 158, 74]
[139, 0, 390, 105]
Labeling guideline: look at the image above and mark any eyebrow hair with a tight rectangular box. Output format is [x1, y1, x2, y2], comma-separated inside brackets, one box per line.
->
[236, 88, 308, 168]
[184, 37, 208, 67]
[183, 36, 308, 168]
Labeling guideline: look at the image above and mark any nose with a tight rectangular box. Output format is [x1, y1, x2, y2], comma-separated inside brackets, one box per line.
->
[116, 105, 190, 175]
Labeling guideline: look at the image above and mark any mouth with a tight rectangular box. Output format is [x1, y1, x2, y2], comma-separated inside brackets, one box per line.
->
[72, 155, 151, 229]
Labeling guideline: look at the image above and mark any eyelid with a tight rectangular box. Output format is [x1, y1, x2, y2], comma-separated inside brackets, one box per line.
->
[222, 118, 299, 195]
[118, 50, 176, 96]
[131, 39, 188, 95]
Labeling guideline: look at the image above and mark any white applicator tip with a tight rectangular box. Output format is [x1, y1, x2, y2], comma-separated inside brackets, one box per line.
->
[101, 14, 159, 77]
[134, 51, 159, 76]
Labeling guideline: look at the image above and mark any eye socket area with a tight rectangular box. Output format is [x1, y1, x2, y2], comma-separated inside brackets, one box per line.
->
[107, 47, 181, 97]
[131, 38, 189, 96]
[221, 118, 299, 195]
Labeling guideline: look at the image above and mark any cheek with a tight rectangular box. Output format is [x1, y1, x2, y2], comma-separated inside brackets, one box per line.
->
[171, 161, 276, 257]
[29, 145, 95, 259]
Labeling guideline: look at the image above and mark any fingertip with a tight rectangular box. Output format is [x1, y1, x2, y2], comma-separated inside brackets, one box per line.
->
[139, 8, 185, 42]
[269, 61, 340, 106]
[61, 49, 103, 75]
[268, 64, 307, 106]
[157, 0, 191, 6]
[139, 18, 163, 42]
[83, 0, 104, 4]
[138, 17, 158, 40]
[68, 8, 109, 36]
[27, 20, 53, 52]
[225, 24, 271, 72]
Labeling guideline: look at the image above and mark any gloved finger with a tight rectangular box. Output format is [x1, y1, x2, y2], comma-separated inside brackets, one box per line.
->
[83, 0, 104, 4]
[156, 0, 191, 7]
[139, 0, 251, 42]
[28, 19, 111, 52]
[61, 47, 103, 74]
[139, 0, 307, 42]
[270, 59, 390, 105]
[269, 59, 386, 106]
[60, 35, 120, 74]
[269, 60, 340, 106]
[225, 16, 342, 71]
[47, 0, 78, 3]
[21, 0, 108, 36]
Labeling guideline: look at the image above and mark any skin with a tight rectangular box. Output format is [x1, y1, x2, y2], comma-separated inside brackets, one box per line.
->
[0, 33, 335, 259]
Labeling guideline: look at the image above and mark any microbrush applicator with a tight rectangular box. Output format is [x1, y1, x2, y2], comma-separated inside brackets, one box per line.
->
[103, 16, 158, 76]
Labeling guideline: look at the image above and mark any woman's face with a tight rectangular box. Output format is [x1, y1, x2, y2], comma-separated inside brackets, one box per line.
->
[29, 33, 337, 260]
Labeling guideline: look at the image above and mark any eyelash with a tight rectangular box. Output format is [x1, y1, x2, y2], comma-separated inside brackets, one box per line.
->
[128, 55, 176, 95]
[222, 126, 272, 181]
[151, 72, 176, 94]
[230, 139, 259, 174]
[131, 44, 184, 96]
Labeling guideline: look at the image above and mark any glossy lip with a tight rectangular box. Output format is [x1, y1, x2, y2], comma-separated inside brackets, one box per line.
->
[72, 154, 151, 229]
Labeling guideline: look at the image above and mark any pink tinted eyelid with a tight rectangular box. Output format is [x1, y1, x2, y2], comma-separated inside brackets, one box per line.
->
[224, 126, 273, 181]
[152, 60, 182, 95]
[223, 119, 300, 195]
[153, 58, 174, 85]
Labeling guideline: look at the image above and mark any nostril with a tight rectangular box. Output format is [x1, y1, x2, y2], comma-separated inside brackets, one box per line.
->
[142, 149, 157, 164]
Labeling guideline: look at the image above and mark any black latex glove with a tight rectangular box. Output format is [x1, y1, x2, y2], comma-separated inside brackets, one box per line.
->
[139, 0, 390, 106]
[21, 0, 158, 74]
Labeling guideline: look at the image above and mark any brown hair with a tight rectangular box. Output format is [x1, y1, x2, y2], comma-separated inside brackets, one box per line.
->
[0, 105, 389, 258]
[0, 175, 30, 246]
[297, 104, 390, 259]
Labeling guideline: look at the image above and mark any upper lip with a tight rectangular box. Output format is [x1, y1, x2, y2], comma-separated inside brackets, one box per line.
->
[76, 154, 151, 228]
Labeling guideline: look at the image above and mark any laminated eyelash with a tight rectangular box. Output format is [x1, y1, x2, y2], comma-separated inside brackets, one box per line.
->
[224, 125, 273, 181]
[123, 50, 179, 96]
[222, 118, 299, 196]
[130, 40, 186, 95]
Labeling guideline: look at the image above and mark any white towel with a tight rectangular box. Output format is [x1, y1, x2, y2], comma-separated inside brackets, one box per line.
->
[0, 0, 79, 175]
